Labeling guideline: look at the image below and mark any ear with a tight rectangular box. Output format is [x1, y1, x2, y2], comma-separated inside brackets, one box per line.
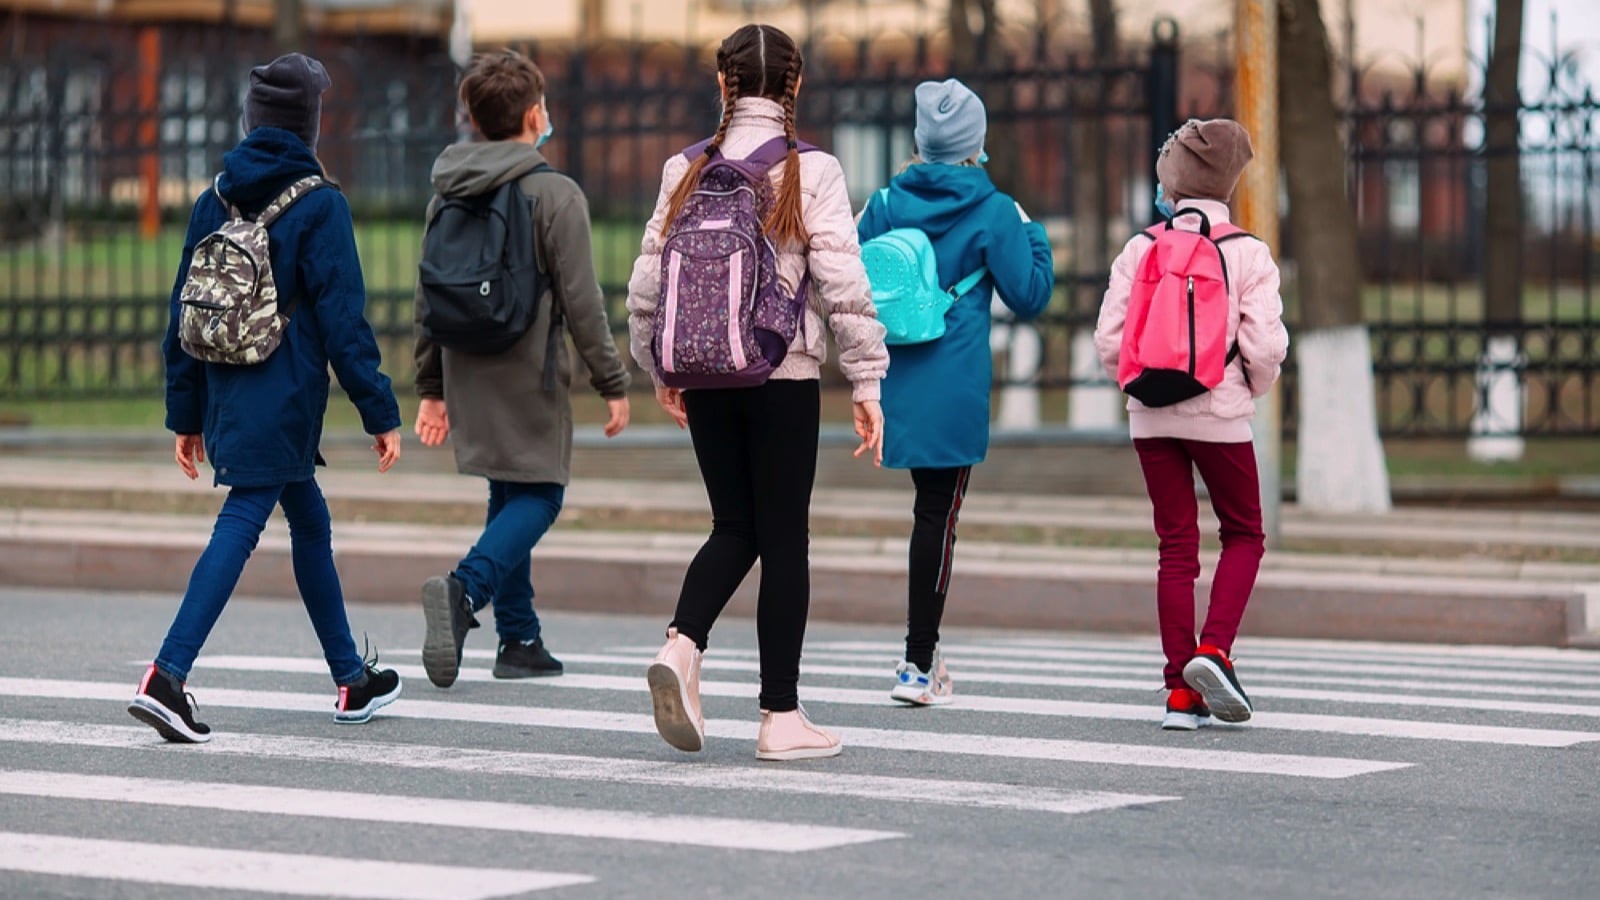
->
[525, 103, 545, 137]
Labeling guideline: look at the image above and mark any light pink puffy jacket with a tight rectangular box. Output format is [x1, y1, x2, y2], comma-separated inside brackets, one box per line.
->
[1094, 199, 1290, 443]
[625, 98, 889, 402]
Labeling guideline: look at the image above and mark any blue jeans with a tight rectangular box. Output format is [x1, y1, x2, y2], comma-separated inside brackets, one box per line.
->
[157, 478, 365, 685]
[452, 481, 565, 644]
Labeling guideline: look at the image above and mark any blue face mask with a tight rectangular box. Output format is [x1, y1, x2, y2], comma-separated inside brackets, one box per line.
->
[1155, 183, 1176, 218]
[536, 104, 554, 148]
[978, 150, 989, 165]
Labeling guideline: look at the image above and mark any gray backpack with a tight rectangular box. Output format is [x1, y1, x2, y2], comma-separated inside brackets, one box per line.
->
[178, 175, 326, 365]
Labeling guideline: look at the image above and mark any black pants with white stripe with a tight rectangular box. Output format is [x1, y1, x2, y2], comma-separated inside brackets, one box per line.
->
[905, 465, 972, 671]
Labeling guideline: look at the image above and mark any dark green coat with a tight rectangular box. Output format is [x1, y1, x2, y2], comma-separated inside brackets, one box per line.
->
[414, 142, 629, 484]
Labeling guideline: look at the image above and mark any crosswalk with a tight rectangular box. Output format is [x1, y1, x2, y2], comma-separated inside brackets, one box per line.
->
[2, 631, 1598, 898]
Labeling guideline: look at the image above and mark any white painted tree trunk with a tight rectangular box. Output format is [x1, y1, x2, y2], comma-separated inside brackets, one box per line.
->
[1295, 325, 1392, 513]
[1466, 334, 1526, 462]
[991, 298, 1041, 430]
[1067, 329, 1122, 430]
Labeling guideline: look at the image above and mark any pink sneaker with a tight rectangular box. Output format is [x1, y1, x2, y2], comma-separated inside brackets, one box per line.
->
[646, 628, 705, 752]
[756, 706, 842, 761]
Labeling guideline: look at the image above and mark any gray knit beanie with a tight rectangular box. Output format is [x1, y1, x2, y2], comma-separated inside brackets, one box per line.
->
[242, 53, 332, 151]
[914, 79, 986, 165]
[1156, 118, 1254, 201]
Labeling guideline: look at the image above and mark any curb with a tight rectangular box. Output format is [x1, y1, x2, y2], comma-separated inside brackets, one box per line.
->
[2, 515, 1591, 647]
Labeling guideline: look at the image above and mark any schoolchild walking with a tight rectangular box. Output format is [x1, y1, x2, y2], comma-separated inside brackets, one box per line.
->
[855, 78, 1055, 705]
[414, 50, 631, 689]
[130, 53, 404, 743]
[1093, 119, 1289, 730]
[625, 24, 889, 761]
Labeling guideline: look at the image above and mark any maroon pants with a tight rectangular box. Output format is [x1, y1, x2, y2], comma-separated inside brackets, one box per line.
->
[1133, 438, 1265, 689]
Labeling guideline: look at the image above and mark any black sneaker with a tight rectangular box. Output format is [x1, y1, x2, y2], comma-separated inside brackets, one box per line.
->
[128, 664, 212, 743]
[335, 664, 402, 724]
[493, 638, 563, 679]
[1182, 645, 1253, 723]
[421, 574, 477, 688]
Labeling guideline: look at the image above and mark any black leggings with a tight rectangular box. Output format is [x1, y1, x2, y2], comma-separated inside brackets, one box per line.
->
[905, 466, 972, 671]
[670, 379, 820, 712]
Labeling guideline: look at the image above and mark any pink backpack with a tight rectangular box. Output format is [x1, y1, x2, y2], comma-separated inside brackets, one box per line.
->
[1118, 209, 1254, 407]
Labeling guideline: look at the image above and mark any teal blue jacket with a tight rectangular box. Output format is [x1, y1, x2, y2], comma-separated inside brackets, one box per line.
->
[857, 164, 1054, 469]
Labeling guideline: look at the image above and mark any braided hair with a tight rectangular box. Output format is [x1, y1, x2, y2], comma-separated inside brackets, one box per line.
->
[659, 24, 809, 248]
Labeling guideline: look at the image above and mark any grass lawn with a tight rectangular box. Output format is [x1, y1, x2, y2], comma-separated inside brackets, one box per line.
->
[5, 390, 1596, 485]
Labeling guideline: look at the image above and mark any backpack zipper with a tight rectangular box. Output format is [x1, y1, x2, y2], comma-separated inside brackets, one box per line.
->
[1186, 276, 1197, 377]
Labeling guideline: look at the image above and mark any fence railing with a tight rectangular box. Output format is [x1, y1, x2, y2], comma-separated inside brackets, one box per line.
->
[1, 15, 1595, 439]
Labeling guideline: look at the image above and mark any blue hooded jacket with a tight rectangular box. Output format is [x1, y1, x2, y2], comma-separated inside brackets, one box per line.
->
[857, 164, 1055, 469]
[163, 127, 401, 487]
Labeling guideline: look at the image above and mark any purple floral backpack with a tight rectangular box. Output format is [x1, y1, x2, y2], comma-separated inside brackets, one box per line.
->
[653, 136, 817, 389]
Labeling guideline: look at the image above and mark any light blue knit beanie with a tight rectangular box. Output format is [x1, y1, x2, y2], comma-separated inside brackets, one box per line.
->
[914, 78, 986, 165]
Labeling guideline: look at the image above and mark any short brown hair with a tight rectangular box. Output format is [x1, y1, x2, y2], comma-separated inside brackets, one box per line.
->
[460, 49, 545, 141]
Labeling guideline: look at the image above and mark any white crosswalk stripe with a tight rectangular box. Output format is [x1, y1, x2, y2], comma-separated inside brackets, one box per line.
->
[189, 656, 1600, 747]
[4, 632, 1597, 898]
[0, 677, 1404, 777]
[580, 649, 1600, 716]
[0, 770, 897, 852]
[0, 832, 592, 899]
[0, 718, 1175, 816]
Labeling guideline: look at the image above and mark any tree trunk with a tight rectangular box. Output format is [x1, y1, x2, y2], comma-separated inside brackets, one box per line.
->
[1279, 0, 1391, 513]
[1469, 0, 1526, 461]
[1482, 0, 1523, 327]
[273, 0, 305, 54]
[1068, 0, 1123, 429]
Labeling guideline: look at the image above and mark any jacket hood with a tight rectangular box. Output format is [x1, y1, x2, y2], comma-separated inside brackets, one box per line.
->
[216, 127, 324, 211]
[431, 141, 548, 197]
[885, 164, 999, 239]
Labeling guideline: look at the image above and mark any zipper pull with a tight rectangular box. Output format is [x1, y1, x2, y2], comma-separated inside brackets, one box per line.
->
[1186, 276, 1195, 298]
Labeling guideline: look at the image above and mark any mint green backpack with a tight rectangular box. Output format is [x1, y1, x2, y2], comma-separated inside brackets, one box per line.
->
[861, 188, 987, 346]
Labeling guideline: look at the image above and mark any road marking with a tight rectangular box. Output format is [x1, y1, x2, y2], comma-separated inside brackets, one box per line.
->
[992, 635, 1600, 670]
[551, 652, 1600, 717]
[0, 831, 590, 899]
[600, 646, 1600, 699]
[0, 678, 1408, 779]
[755, 642, 1600, 686]
[0, 718, 1173, 816]
[0, 769, 898, 853]
[190, 657, 1600, 748]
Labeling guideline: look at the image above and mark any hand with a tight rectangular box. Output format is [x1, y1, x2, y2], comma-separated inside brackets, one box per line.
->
[415, 398, 449, 448]
[373, 429, 401, 473]
[655, 385, 688, 430]
[852, 400, 884, 466]
[174, 434, 205, 481]
[604, 396, 631, 438]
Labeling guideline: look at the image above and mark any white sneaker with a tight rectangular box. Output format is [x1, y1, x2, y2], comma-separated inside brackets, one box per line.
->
[889, 648, 954, 706]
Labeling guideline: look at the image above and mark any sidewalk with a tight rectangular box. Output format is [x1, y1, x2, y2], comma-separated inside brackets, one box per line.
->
[3, 457, 1597, 647]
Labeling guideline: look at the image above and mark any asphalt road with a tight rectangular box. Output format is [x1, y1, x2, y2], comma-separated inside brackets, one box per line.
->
[1, 587, 1597, 900]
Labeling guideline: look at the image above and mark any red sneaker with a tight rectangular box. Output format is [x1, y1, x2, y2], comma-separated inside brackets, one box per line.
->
[1162, 687, 1212, 731]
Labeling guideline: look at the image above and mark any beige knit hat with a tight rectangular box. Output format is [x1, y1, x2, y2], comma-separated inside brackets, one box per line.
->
[1155, 118, 1254, 201]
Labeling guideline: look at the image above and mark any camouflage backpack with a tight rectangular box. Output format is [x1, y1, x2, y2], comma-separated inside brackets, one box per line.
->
[178, 175, 327, 365]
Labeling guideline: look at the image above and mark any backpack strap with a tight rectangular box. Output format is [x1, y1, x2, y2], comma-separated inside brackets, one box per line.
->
[255, 176, 328, 228]
[1165, 207, 1213, 238]
[681, 136, 820, 169]
[948, 267, 988, 300]
[211, 175, 243, 219]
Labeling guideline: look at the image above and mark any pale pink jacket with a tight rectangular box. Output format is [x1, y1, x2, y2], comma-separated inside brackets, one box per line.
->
[625, 98, 889, 402]
[1094, 199, 1289, 443]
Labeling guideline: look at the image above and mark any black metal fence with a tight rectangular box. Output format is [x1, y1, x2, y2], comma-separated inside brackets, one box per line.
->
[1, 14, 1595, 439]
